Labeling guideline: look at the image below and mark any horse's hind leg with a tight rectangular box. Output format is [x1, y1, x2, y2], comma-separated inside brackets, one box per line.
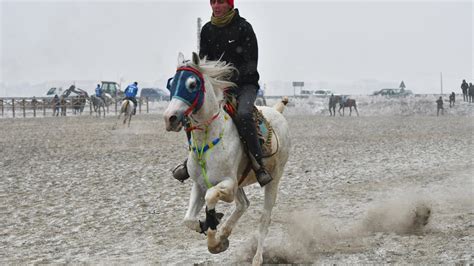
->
[355, 105, 359, 116]
[253, 173, 281, 266]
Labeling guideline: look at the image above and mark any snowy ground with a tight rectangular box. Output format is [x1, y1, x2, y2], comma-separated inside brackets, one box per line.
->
[1, 97, 473, 264]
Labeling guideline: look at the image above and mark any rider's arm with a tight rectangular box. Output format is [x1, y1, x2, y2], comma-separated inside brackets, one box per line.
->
[238, 21, 259, 84]
[199, 24, 209, 59]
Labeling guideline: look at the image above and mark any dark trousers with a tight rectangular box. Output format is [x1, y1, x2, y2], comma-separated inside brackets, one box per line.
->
[233, 85, 264, 164]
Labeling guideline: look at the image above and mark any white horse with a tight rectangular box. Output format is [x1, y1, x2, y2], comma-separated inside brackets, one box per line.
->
[117, 99, 134, 127]
[163, 52, 290, 265]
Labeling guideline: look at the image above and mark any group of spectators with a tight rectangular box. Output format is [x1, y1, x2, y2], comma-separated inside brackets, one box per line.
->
[436, 79, 473, 116]
[460, 79, 474, 103]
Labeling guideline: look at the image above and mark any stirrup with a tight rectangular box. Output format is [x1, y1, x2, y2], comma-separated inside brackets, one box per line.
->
[256, 167, 273, 187]
[172, 162, 189, 182]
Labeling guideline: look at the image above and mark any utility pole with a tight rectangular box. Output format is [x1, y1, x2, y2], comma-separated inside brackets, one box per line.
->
[440, 72, 444, 95]
[197, 18, 202, 52]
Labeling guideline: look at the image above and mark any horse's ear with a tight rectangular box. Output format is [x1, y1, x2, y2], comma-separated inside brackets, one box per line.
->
[177, 52, 185, 65]
[192, 52, 200, 66]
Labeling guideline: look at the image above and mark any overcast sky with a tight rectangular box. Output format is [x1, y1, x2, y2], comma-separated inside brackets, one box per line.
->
[1, 0, 473, 95]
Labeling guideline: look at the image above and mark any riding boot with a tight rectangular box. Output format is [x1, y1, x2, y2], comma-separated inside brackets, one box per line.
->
[172, 158, 190, 182]
[236, 114, 273, 187]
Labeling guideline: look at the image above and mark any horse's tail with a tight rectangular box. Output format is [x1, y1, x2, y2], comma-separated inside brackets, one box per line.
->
[121, 100, 129, 113]
[274, 96, 289, 113]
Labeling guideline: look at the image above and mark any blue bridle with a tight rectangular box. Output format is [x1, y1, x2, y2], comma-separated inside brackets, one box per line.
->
[167, 66, 206, 116]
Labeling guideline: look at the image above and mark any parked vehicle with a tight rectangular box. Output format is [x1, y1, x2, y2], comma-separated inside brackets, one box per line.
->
[313, 90, 333, 97]
[300, 89, 333, 97]
[373, 88, 412, 97]
[101, 81, 123, 99]
[140, 88, 169, 101]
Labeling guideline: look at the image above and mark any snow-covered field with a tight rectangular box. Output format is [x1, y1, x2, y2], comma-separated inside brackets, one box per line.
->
[1, 97, 473, 264]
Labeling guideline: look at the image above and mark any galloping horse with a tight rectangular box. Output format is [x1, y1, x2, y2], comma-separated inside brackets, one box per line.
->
[337, 96, 359, 116]
[90, 95, 106, 117]
[117, 99, 134, 127]
[164, 53, 290, 266]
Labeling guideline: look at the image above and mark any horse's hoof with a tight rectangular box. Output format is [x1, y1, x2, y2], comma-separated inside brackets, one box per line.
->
[208, 236, 229, 254]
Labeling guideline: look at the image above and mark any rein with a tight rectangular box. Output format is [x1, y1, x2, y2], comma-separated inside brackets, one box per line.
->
[186, 111, 220, 132]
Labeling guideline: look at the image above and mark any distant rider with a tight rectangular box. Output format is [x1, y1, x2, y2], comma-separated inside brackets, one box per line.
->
[124, 82, 139, 115]
[95, 84, 107, 104]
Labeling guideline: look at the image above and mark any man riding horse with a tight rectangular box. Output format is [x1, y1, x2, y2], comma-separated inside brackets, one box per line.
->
[95, 84, 107, 105]
[172, 0, 272, 187]
[124, 82, 139, 115]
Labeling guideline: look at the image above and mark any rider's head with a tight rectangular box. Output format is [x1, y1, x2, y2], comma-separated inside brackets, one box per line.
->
[97, 84, 100, 87]
[210, 0, 233, 18]
[133, 82, 138, 86]
[463, 79, 466, 82]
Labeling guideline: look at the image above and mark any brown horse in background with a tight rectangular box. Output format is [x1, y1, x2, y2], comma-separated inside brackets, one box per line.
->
[329, 95, 359, 116]
[334, 96, 359, 116]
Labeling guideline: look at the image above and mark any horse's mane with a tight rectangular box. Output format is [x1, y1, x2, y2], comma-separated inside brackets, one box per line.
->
[181, 57, 236, 91]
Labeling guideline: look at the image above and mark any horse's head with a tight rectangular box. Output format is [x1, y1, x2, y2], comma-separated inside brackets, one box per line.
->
[164, 52, 235, 132]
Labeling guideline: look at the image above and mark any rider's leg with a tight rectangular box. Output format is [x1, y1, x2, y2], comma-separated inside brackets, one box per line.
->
[131, 98, 138, 114]
[235, 85, 273, 187]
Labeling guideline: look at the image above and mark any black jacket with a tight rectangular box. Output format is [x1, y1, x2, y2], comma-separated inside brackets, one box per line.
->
[199, 9, 259, 88]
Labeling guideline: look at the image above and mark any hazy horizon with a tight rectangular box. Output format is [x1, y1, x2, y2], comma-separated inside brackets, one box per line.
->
[1, 0, 473, 96]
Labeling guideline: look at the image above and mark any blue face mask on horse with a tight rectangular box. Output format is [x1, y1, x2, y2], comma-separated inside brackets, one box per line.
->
[167, 66, 206, 115]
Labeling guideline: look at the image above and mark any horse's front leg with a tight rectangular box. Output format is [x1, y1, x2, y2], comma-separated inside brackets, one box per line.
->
[204, 178, 237, 254]
[218, 187, 250, 239]
[183, 182, 206, 232]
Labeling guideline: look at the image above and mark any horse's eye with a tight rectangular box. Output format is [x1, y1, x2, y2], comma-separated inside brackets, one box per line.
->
[186, 76, 198, 90]
[166, 77, 174, 91]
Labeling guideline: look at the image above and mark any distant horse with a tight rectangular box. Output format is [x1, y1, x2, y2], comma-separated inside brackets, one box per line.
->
[164, 52, 290, 266]
[72, 95, 87, 115]
[60, 96, 67, 116]
[117, 99, 134, 127]
[90, 95, 106, 117]
[337, 96, 359, 116]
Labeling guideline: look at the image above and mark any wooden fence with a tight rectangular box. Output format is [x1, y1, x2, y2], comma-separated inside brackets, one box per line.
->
[0, 97, 150, 118]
